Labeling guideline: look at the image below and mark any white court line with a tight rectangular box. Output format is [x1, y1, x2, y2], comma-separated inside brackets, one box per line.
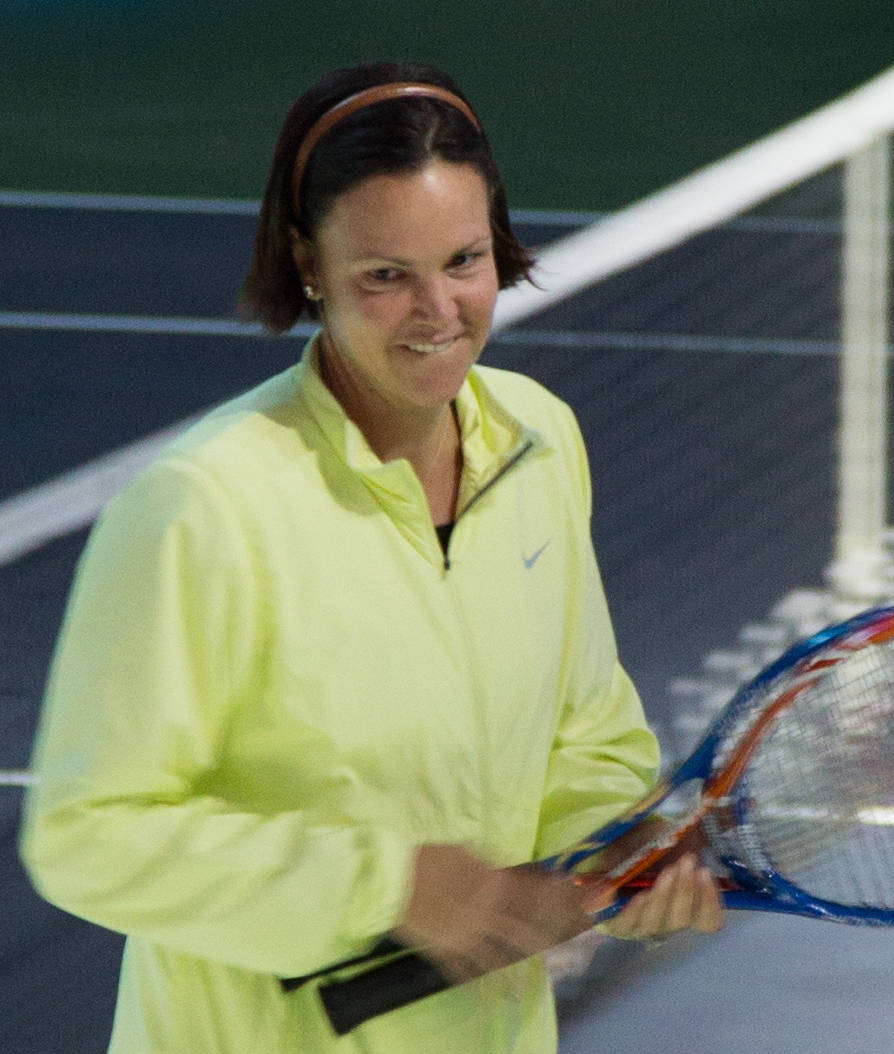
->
[0, 416, 203, 564]
[0, 189, 262, 214]
[495, 328, 841, 357]
[0, 769, 34, 787]
[0, 310, 842, 356]
[0, 310, 314, 339]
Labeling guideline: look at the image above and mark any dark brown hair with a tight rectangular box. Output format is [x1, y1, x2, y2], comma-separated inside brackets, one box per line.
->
[240, 61, 535, 334]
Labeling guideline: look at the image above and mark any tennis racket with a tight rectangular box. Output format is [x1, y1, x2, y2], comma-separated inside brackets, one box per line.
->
[283, 604, 894, 1034]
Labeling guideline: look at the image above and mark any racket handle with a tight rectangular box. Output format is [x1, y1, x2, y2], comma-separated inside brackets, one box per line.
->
[318, 951, 451, 1035]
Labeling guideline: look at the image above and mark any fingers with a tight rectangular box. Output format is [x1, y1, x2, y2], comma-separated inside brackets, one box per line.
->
[603, 854, 724, 941]
[449, 870, 590, 979]
[392, 846, 593, 983]
[502, 865, 593, 945]
[396, 843, 724, 979]
[692, 863, 725, 933]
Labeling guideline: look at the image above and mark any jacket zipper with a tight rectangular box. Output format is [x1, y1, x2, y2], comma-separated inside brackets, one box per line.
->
[442, 438, 535, 571]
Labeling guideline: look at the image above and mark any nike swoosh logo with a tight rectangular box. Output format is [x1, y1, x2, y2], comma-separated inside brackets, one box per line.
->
[523, 540, 551, 569]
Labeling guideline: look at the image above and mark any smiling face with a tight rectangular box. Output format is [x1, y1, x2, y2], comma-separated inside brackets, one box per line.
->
[295, 160, 499, 434]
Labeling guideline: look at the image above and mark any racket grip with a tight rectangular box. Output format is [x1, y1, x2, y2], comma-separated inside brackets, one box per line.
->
[318, 951, 451, 1035]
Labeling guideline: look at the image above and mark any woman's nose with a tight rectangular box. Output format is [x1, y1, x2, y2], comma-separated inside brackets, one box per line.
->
[412, 275, 458, 322]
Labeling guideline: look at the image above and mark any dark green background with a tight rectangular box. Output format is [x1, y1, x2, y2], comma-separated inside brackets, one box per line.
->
[1, 0, 892, 209]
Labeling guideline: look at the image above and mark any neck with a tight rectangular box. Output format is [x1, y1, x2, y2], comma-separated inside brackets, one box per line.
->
[359, 402, 463, 526]
[378, 404, 458, 472]
[317, 334, 463, 522]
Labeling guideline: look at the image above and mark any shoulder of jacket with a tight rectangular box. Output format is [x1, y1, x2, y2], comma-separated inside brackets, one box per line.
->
[472, 364, 579, 435]
[154, 367, 312, 477]
[473, 363, 561, 402]
[102, 366, 309, 524]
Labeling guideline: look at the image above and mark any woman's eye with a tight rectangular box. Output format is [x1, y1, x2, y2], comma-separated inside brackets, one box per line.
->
[367, 268, 402, 284]
[450, 251, 484, 270]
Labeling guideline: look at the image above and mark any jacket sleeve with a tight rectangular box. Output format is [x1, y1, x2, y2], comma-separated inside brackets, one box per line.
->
[19, 457, 415, 978]
[533, 406, 660, 861]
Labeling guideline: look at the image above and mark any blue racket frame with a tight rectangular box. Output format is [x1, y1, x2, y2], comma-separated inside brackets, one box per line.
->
[548, 604, 894, 927]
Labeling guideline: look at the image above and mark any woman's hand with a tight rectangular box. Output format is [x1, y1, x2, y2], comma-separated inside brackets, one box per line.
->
[596, 852, 725, 940]
[391, 845, 592, 983]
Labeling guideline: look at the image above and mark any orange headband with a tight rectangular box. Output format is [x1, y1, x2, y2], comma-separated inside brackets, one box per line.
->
[291, 82, 482, 218]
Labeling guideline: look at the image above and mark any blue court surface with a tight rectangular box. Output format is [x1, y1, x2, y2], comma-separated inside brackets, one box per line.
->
[1, 191, 891, 1051]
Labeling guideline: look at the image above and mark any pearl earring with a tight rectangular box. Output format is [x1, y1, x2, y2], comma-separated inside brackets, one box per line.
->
[304, 285, 319, 300]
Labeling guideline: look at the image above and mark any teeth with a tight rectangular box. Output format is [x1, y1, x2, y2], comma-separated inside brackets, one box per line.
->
[405, 338, 458, 354]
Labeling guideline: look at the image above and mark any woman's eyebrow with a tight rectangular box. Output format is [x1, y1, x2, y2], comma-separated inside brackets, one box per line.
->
[353, 235, 493, 266]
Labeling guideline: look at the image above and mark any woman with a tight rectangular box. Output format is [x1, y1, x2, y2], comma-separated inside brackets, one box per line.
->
[21, 62, 721, 1053]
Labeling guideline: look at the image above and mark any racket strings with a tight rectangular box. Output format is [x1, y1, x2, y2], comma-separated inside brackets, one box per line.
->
[715, 637, 894, 909]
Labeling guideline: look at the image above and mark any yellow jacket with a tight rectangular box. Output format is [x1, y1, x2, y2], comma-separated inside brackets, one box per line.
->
[21, 340, 658, 1052]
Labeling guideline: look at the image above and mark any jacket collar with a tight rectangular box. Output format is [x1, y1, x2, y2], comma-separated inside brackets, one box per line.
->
[294, 334, 547, 511]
